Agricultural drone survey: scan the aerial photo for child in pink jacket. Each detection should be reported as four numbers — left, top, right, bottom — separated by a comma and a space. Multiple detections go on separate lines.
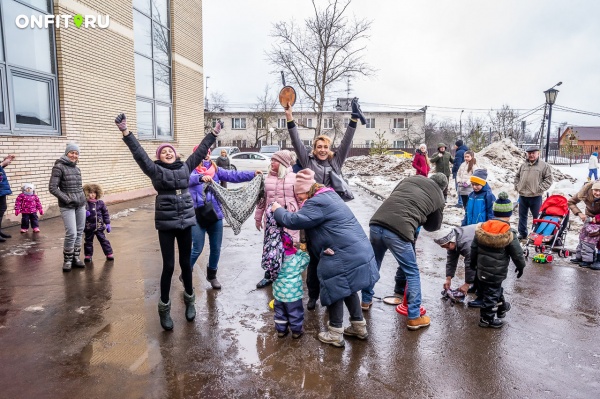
15, 183, 44, 233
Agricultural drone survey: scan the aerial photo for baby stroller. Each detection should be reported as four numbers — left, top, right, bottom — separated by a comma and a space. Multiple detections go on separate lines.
522, 194, 570, 263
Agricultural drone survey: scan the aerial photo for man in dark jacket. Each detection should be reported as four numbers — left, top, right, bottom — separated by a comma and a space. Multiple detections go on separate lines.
430, 143, 454, 201
365, 173, 447, 331
452, 140, 469, 208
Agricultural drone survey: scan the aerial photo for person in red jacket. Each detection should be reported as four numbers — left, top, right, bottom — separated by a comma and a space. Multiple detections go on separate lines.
412, 144, 430, 177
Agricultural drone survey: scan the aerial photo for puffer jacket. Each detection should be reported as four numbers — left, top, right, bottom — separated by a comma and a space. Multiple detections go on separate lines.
514, 158, 553, 197
462, 184, 495, 226
15, 193, 43, 214
255, 169, 299, 241
452, 145, 469, 177
188, 163, 255, 219
589, 154, 599, 170
468, 219, 526, 285
0, 165, 11, 196
412, 150, 430, 177
216, 156, 230, 170
288, 121, 355, 186
48, 156, 86, 208
429, 150, 454, 177
568, 181, 600, 218
370, 176, 445, 243
445, 224, 476, 282
85, 200, 110, 232
456, 162, 480, 196
274, 189, 379, 306
123, 132, 215, 230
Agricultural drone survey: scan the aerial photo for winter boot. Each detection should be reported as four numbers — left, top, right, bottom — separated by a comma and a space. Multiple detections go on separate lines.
84, 255, 92, 263
590, 263, 600, 271
343, 319, 368, 340
569, 257, 583, 264
407, 315, 431, 331
0, 217, 11, 238
158, 300, 174, 330
72, 247, 85, 268
467, 298, 484, 308
350, 97, 366, 125
479, 317, 504, 328
318, 324, 345, 347
307, 298, 318, 311
62, 250, 74, 272
206, 267, 221, 289
497, 301, 511, 319
183, 291, 196, 321
0, 235, 5, 243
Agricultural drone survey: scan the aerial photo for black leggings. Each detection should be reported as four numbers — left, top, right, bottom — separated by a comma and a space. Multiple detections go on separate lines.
328, 292, 363, 328
0, 195, 6, 218
158, 227, 193, 303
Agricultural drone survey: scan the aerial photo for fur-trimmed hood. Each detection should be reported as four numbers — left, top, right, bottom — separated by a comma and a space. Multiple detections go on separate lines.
475, 219, 513, 248
83, 183, 104, 199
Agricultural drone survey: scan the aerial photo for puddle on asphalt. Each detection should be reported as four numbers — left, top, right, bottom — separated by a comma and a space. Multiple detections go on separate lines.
0, 241, 37, 257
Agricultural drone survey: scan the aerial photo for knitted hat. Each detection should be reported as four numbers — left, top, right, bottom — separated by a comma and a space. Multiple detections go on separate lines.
593, 152, 598, 157
271, 150, 293, 168
470, 169, 488, 186
22, 183, 35, 192
455, 139, 464, 147
65, 143, 80, 155
493, 192, 513, 217
295, 169, 315, 193
592, 182, 600, 190
434, 229, 456, 246
156, 143, 177, 159
437, 142, 446, 150
429, 173, 448, 191
282, 231, 297, 256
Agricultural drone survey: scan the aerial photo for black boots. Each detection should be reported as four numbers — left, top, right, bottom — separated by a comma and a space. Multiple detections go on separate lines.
158, 300, 174, 330
467, 298, 484, 308
497, 301, 511, 318
307, 298, 317, 311
206, 268, 221, 289
0, 216, 10, 240
63, 250, 73, 272
72, 247, 85, 268
256, 271, 273, 289
479, 317, 504, 328
351, 97, 366, 125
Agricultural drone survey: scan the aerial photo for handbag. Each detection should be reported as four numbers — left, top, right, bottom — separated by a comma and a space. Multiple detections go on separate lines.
195, 184, 219, 228
329, 169, 354, 202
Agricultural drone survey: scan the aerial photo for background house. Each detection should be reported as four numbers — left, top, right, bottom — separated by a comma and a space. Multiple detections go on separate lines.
560, 126, 600, 149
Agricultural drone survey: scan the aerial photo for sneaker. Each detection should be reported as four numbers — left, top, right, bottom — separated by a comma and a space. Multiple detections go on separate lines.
360, 301, 372, 311
467, 298, 484, 308
33, 228, 40, 233
570, 258, 583, 264
20, 229, 27, 233
292, 331, 304, 339
497, 302, 511, 319
84, 256, 92, 263
407, 315, 431, 330
479, 318, 504, 328
106, 254, 114, 261
307, 298, 317, 311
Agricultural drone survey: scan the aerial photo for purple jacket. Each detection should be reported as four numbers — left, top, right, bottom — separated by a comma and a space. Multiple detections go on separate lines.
189, 164, 255, 220
85, 199, 110, 232
15, 193, 43, 214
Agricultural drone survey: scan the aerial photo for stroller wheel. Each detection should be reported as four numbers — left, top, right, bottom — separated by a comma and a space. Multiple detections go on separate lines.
559, 249, 565, 258
541, 245, 546, 253
524, 248, 529, 258
564, 249, 570, 257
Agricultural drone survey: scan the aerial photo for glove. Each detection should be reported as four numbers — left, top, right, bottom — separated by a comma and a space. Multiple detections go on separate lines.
115, 113, 128, 131
515, 267, 523, 278
350, 97, 366, 125
213, 120, 222, 135
106, 224, 111, 233
40, 209, 44, 216
86, 210, 90, 217
15, 209, 19, 216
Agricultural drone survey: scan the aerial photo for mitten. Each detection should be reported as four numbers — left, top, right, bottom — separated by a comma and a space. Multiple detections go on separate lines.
213, 120, 222, 135
115, 113, 128, 131
40, 209, 44, 216
86, 210, 90, 217
350, 97, 366, 125
14, 209, 19, 216
106, 224, 111, 233
515, 267, 523, 278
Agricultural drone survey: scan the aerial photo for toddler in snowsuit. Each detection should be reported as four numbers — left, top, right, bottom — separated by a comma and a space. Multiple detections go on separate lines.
273, 231, 310, 339
14, 183, 43, 233
575, 216, 600, 268
83, 184, 113, 261
468, 192, 526, 328
462, 168, 495, 226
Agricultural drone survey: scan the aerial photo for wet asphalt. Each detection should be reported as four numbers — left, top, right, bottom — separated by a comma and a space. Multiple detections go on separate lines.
0, 188, 598, 399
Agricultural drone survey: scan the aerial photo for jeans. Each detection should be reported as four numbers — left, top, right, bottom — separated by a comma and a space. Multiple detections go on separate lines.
460, 195, 470, 210
455, 178, 463, 206
363, 225, 422, 319
518, 196, 542, 237
60, 206, 86, 249
589, 168, 598, 180
190, 219, 223, 271
328, 292, 363, 328
158, 227, 193, 302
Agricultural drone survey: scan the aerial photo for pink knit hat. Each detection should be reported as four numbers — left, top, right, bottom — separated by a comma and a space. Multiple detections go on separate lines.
295, 169, 315, 193
271, 150, 293, 168
156, 143, 177, 159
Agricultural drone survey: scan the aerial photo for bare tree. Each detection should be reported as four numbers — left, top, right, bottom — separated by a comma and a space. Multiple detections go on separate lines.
463, 114, 488, 151
251, 85, 279, 146
204, 92, 227, 134
488, 104, 522, 142
267, 0, 374, 138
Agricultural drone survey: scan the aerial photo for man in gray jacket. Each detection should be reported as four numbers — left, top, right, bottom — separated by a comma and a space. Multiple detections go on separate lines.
434, 225, 476, 292
514, 147, 553, 239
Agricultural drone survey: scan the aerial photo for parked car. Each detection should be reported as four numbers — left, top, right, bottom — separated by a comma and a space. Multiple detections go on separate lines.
259, 145, 280, 157
385, 149, 413, 159
210, 146, 240, 160
229, 152, 271, 172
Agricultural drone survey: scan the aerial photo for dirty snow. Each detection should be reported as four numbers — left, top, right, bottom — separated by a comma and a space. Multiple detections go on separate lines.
24, 306, 45, 313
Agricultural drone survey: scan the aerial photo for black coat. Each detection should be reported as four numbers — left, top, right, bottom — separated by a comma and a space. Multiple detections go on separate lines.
452, 145, 469, 177
123, 133, 216, 230
48, 156, 86, 208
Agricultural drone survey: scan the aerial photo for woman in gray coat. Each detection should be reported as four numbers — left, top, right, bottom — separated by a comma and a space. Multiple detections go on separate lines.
115, 113, 219, 331
49, 143, 87, 272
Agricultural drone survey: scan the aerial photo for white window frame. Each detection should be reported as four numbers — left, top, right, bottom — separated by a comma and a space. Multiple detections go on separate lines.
323, 118, 333, 129
231, 118, 247, 130
393, 140, 406, 148
365, 140, 374, 148
343, 118, 350, 128
257, 117, 265, 129
277, 118, 286, 129
366, 118, 375, 129
393, 118, 407, 129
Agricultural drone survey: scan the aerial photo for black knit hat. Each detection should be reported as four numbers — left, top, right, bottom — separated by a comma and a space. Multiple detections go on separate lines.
455, 139, 464, 147
493, 192, 513, 217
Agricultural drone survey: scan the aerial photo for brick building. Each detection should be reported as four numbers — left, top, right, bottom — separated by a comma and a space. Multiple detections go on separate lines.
0, 0, 204, 225
559, 126, 600, 149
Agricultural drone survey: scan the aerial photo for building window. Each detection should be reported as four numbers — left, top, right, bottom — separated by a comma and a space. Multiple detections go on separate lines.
323, 118, 333, 129
302, 140, 312, 147
393, 140, 406, 148
343, 118, 350, 128
278, 140, 287, 148
0, 0, 60, 135
366, 118, 375, 129
394, 118, 407, 129
365, 140, 374, 148
307, 118, 313, 128
277, 118, 286, 129
133, 0, 172, 139
231, 118, 246, 129
257, 118, 265, 129
232, 139, 247, 148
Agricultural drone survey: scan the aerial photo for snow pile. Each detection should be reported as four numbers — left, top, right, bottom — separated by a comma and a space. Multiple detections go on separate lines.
343, 155, 412, 192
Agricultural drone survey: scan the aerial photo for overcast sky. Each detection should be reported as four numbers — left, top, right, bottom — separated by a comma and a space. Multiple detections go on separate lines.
203, 0, 600, 133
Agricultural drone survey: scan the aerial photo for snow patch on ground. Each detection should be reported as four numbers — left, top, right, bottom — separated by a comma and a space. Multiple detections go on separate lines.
110, 208, 140, 220
24, 306, 45, 312
1, 241, 38, 257
75, 306, 90, 314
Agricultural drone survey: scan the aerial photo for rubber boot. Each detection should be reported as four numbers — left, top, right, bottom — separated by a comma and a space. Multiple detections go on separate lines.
343, 319, 368, 340
72, 247, 85, 268
63, 250, 74, 272
183, 291, 196, 321
0, 217, 11, 238
206, 268, 221, 289
158, 300, 174, 330
318, 324, 345, 347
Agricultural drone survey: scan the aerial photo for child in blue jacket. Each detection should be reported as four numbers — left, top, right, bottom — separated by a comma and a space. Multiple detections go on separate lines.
462, 169, 496, 226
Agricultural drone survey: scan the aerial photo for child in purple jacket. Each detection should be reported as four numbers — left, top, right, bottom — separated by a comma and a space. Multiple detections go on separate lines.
83, 184, 113, 262
14, 183, 44, 233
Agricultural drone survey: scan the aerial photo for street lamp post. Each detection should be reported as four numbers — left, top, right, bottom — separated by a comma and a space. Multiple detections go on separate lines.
205, 76, 210, 110
543, 81, 562, 162
459, 109, 464, 140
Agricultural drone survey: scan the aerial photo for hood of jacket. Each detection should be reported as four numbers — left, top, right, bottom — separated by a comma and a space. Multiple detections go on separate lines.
56, 155, 77, 167
476, 219, 513, 248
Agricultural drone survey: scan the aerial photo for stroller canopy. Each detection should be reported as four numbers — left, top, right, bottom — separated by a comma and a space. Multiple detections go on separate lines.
539, 195, 569, 217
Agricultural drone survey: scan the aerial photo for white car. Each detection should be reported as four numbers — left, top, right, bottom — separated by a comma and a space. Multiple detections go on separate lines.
229, 152, 271, 172
210, 146, 240, 160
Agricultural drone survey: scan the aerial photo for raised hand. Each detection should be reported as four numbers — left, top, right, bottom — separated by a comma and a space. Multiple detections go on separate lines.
115, 113, 128, 132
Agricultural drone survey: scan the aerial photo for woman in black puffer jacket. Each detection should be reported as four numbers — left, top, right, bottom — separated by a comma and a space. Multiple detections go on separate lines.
115, 113, 219, 331
49, 143, 88, 272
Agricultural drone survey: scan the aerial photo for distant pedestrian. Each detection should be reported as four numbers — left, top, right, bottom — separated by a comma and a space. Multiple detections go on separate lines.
588, 152, 598, 181
83, 184, 113, 262
452, 140, 469, 208
0, 154, 16, 242
514, 147, 553, 239
462, 169, 495, 226
215, 149, 230, 188
456, 150, 479, 209
49, 144, 87, 272
429, 143, 454, 201
14, 183, 43, 233
412, 144, 430, 177
115, 113, 218, 331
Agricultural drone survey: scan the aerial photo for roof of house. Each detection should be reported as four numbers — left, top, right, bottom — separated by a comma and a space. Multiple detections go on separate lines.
564, 126, 600, 140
